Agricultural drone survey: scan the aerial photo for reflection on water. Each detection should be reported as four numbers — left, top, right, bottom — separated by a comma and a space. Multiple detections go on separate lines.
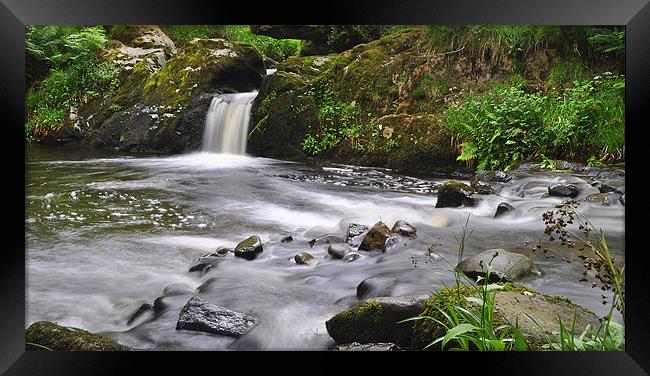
26, 145, 625, 350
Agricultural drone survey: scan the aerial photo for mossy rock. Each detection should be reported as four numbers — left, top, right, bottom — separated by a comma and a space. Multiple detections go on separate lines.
325, 295, 430, 347
436, 180, 477, 208
411, 284, 600, 350
25, 321, 129, 351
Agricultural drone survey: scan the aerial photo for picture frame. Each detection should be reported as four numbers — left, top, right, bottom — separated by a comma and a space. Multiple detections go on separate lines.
2, 0, 648, 373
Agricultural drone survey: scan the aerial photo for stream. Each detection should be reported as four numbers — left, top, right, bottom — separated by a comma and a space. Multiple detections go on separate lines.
25, 144, 625, 350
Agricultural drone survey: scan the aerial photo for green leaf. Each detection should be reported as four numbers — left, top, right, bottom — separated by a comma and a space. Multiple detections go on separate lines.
442, 323, 478, 348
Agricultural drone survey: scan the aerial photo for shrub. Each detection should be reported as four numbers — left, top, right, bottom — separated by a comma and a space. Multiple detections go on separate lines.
221, 26, 300, 62
445, 73, 624, 170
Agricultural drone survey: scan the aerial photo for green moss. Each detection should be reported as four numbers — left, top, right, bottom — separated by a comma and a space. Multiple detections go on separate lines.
26, 321, 129, 351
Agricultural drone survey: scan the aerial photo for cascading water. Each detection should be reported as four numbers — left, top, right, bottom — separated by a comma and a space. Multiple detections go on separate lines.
202, 91, 258, 154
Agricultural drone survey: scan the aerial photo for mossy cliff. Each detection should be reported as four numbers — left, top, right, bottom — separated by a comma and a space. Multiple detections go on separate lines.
249, 26, 622, 175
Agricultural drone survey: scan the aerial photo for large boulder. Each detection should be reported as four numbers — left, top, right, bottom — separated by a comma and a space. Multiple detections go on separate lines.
25, 321, 129, 351
110, 25, 177, 57
435, 181, 477, 208
176, 297, 257, 337
234, 235, 264, 261
325, 295, 430, 347
411, 284, 600, 350
456, 249, 543, 282
359, 222, 396, 252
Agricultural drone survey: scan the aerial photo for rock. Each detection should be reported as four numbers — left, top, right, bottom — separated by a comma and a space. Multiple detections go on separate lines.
411, 284, 600, 350
280, 234, 294, 243
332, 342, 401, 351
110, 25, 177, 57
586, 193, 612, 206
435, 181, 477, 208
127, 303, 153, 325
325, 295, 430, 346
391, 220, 417, 237
473, 170, 513, 183
470, 179, 493, 194
153, 296, 169, 314
309, 234, 345, 247
328, 243, 355, 259
196, 277, 218, 294
359, 222, 394, 252
592, 181, 623, 194
457, 249, 542, 282
494, 202, 515, 217
357, 276, 395, 299
346, 223, 369, 247
234, 235, 264, 261
343, 252, 363, 262
548, 184, 581, 198
619, 194, 625, 206
213, 247, 233, 257
294, 251, 316, 265
176, 297, 257, 337
25, 321, 130, 351
163, 283, 194, 297
189, 249, 230, 273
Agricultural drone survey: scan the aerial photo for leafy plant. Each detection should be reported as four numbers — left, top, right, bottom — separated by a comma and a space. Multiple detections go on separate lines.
221, 26, 300, 62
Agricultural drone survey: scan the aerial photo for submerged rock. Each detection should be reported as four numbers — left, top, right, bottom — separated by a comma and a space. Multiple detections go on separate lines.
586, 193, 612, 206
391, 220, 417, 237
25, 321, 130, 351
494, 202, 515, 217
325, 295, 430, 347
310, 234, 346, 247
435, 181, 477, 208
234, 235, 264, 261
127, 303, 153, 325
294, 251, 316, 265
592, 181, 624, 194
280, 234, 294, 243
548, 184, 581, 198
332, 342, 401, 351
357, 276, 395, 299
359, 222, 393, 252
163, 283, 194, 297
457, 249, 542, 282
328, 243, 355, 259
346, 223, 369, 247
412, 284, 600, 350
176, 297, 257, 337
343, 252, 363, 262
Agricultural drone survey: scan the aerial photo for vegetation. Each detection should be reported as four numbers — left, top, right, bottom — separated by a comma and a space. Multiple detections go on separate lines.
25, 26, 119, 140
445, 73, 624, 170
404, 211, 624, 351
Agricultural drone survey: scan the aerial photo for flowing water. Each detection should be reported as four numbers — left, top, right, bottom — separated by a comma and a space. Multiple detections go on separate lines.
202, 91, 258, 154
25, 144, 624, 350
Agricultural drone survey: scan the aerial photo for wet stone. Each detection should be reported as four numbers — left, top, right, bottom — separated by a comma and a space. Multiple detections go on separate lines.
494, 202, 514, 217
309, 234, 345, 247
548, 184, 581, 198
391, 220, 417, 237
346, 224, 369, 247
328, 243, 355, 259
234, 235, 264, 260
343, 251, 362, 262
176, 297, 257, 337
294, 251, 316, 265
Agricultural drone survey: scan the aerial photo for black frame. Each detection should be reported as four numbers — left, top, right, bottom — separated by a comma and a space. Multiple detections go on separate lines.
2, 0, 649, 374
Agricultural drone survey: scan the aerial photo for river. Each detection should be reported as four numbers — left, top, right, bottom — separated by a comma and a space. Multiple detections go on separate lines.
25, 144, 625, 350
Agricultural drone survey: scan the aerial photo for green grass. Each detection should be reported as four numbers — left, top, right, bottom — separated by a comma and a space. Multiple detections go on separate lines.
220, 25, 300, 62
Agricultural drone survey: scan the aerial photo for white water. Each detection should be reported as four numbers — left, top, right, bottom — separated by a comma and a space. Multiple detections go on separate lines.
202, 91, 258, 154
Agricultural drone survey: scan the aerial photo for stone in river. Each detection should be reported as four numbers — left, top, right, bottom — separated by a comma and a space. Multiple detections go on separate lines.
328, 243, 355, 259
359, 222, 392, 252
234, 235, 264, 260
456, 249, 542, 282
548, 184, 581, 198
346, 223, 369, 247
294, 251, 316, 265
309, 234, 346, 247
494, 202, 514, 217
391, 220, 417, 237
176, 297, 257, 337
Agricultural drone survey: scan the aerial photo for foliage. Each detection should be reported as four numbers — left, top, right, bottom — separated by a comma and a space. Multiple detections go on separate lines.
221, 26, 300, 62
301, 86, 362, 155
587, 27, 625, 56
25, 26, 118, 140
445, 73, 624, 170
159, 25, 224, 47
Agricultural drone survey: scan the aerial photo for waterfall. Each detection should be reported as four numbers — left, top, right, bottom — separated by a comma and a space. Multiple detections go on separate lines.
202, 91, 258, 154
